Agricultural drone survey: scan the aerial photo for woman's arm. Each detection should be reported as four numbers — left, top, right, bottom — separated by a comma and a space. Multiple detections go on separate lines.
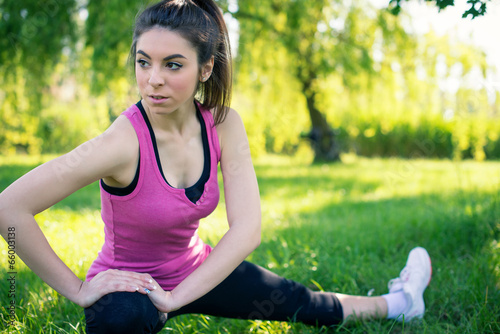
0, 116, 154, 308
147, 108, 262, 312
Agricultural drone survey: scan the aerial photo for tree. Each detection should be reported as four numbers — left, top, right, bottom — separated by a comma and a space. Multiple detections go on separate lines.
226, 0, 492, 162
0, 0, 147, 154
230, 0, 402, 162
0, 0, 77, 153
388, 0, 490, 19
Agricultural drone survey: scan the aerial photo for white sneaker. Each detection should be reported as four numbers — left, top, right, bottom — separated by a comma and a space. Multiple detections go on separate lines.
387, 247, 432, 322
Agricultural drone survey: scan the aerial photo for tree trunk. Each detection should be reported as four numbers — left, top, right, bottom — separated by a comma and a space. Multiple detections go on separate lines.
302, 81, 340, 163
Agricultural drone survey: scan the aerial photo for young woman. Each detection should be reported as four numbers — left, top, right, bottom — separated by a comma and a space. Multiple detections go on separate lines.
0, 1, 431, 333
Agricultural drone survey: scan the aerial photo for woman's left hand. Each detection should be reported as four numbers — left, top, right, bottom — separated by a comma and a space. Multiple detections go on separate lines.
145, 277, 178, 313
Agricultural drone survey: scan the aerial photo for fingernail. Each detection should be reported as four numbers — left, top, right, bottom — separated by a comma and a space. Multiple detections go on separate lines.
148, 279, 153, 283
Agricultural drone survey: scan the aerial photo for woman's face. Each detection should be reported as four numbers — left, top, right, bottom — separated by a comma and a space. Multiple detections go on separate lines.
135, 28, 203, 115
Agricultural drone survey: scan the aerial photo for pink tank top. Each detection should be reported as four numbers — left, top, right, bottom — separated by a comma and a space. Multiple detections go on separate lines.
86, 101, 221, 290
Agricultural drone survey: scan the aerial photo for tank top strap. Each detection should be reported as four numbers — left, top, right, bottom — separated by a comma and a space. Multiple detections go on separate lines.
121, 103, 156, 182
196, 101, 222, 163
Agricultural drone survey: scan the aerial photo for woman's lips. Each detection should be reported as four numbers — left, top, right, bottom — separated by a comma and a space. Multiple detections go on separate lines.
149, 95, 168, 103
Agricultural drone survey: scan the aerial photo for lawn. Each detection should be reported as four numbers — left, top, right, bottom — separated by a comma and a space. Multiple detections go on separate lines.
1, 154, 499, 333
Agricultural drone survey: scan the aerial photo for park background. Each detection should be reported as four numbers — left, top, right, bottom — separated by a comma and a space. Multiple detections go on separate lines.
1, 0, 499, 333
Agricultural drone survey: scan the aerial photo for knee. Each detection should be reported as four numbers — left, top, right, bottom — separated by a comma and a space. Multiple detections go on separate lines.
85, 292, 158, 334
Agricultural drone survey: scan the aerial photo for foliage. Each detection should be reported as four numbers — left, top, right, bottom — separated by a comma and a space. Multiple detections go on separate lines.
0, 0, 498, 160
233, 0, 387, 161
85, 0, 153, 95
1, 155, 499, 333
0, 0, 77, 154
0, 0, 77, 86
332, 110, 500, 160
229, 0, 497, 162
0, 0, 142, 155
233, 6, 499, 161
388, 0, 490, 19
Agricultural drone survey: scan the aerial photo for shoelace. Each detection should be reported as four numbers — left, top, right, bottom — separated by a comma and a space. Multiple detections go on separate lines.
388, 267, 410, 290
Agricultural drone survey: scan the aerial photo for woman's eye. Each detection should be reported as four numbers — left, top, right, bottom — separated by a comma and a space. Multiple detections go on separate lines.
136, 59, 149, 67
166, 62, 182, 70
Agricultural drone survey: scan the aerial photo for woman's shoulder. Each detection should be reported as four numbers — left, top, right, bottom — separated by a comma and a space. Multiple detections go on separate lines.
102, 113, 139, 157
104, 111, 137, 139
215, 107, 248, 153
215, 107, 242, 131
89, 112, 140, 186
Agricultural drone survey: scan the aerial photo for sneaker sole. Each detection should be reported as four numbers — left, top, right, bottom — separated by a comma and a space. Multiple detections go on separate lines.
413, 247, 432, 287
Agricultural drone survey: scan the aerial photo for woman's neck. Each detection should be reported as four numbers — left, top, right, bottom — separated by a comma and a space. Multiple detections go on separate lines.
142, 99, 198, 137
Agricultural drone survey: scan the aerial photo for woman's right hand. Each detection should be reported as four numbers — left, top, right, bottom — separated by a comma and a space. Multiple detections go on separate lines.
75, 269, 156, 308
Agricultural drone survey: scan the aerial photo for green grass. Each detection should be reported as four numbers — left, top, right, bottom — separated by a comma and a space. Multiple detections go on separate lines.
1, 154, 499, 333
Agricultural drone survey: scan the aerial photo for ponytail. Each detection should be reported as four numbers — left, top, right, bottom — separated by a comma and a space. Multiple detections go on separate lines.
192, 0, 232, 125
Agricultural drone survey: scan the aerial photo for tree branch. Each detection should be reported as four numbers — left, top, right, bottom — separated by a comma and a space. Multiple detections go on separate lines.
388, 0, 489, 19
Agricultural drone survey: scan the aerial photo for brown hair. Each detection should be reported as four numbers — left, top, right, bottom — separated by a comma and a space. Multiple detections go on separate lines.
130, 0, 232, 124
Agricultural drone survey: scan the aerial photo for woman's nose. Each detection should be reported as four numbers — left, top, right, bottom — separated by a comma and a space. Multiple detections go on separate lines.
148, 68, 165, 87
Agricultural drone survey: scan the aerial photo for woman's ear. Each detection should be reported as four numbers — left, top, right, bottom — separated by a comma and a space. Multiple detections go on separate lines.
200, 56, 215, 82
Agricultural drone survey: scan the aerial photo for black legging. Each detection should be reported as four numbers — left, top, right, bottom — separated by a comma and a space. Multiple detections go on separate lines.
84, 261, 343, 333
